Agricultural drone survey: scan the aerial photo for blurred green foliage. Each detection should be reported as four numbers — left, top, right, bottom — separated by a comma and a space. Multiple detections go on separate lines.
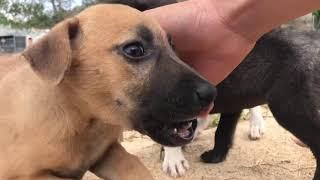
0, 0, 81, 28
313, 10, 320, 30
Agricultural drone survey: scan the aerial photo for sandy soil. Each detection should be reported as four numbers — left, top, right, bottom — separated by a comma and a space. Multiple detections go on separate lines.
83, 107, 316, 180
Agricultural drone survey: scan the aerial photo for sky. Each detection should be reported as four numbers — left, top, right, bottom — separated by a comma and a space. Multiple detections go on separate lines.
42, 0, 82, 11
73, 0, 82, 7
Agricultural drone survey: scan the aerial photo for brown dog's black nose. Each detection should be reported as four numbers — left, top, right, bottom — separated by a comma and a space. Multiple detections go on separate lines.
196, 83, 216, 108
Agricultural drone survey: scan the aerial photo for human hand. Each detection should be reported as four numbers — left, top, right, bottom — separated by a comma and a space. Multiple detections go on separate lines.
145, 0, 256, 85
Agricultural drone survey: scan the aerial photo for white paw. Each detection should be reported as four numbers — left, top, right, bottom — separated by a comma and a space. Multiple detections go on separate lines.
249, 106, 266, 140
162, 146, 189, 177
250, 120, 265, 140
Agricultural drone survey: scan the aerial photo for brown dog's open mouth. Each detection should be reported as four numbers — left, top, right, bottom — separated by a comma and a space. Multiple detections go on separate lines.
148, 118, 198, 146
137, 117, 199, 147
138, 103, 214, 146
169, 119, 197, 140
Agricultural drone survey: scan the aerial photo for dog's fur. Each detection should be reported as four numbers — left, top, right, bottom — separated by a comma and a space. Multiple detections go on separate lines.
0, 4, 216, 179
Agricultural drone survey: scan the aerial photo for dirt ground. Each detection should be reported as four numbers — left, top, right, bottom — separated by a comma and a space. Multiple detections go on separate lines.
83, 106, 316, 180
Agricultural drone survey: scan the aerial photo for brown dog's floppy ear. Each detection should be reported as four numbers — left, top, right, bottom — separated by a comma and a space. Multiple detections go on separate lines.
23, 18, 79, 85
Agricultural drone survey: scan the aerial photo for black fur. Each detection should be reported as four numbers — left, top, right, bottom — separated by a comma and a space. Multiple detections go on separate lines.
201, 111, 241, 163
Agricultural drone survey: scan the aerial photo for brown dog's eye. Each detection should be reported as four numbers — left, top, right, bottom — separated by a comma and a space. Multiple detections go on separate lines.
122, 42, 146, 59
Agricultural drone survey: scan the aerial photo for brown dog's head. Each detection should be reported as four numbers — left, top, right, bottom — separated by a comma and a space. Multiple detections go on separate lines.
22, 5, 216, 146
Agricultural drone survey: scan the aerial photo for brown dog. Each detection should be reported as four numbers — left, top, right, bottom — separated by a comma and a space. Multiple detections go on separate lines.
0, 4, 216, 180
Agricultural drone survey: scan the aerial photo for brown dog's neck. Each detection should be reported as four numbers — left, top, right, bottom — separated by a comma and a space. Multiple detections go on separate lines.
0, 63, 94, 137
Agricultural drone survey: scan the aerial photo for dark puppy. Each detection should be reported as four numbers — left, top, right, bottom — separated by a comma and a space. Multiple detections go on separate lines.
202, 28, 320, 180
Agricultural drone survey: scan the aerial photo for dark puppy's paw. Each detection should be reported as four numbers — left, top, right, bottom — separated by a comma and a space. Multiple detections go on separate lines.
200, 149, 227, 163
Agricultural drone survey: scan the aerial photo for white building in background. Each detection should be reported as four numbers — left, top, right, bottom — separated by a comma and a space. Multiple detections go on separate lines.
0, 25, 49, 53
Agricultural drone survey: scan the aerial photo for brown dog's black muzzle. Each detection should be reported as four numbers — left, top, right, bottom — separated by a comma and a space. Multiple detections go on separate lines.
133, 52, 217, 146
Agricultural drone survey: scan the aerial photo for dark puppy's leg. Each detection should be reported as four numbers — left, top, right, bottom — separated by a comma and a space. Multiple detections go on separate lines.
267, 76, 320, 180
201, 111, 241, 163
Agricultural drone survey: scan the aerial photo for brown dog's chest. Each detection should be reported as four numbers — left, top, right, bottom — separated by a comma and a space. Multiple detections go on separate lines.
0, 118, 122, 179
47, 123, 122, 178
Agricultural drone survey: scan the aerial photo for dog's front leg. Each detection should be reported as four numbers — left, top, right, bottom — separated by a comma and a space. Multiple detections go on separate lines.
249, 106, 266, 140
90, 142, 154, 180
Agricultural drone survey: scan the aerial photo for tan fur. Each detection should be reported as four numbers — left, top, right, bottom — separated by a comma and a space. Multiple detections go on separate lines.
0, 4, 167, 179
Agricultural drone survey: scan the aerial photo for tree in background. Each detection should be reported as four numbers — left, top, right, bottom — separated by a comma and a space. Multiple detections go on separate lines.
1, 0, 320, 30
48, 0, 79, 24
0, 0, 79, 29
82, 0, 132, 8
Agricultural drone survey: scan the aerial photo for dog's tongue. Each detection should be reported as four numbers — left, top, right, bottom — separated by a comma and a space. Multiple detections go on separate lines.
198, 103, 214, 119
177, 128, 191, 138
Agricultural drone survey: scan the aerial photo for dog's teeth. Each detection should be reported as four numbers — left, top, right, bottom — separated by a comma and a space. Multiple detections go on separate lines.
186, 122, 192, 129
174, 128, 177, 133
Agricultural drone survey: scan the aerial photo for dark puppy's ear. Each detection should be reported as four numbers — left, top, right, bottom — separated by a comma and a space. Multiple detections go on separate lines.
23, 18, 79, 86
107, 0, 177, 11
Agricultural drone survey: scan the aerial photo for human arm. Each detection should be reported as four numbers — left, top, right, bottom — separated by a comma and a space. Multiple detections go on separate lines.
145, 0, 320, 84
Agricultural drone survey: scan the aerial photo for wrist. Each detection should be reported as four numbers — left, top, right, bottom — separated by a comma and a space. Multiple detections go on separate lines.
197, 0, 264, 42
206, 0, 320, 42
